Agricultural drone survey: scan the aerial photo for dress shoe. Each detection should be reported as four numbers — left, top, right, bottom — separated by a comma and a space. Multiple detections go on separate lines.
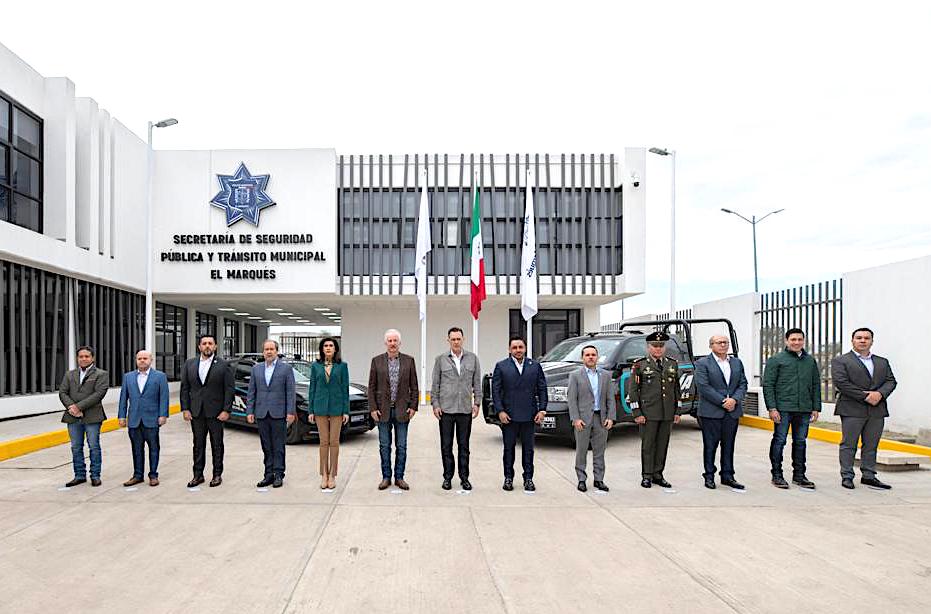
704, 477, 716, 490
653, 478, 672, 489
272, 476, 283, 488
149, 477, 160, 487
861, 477, 892, 490
503, 478, 514, 491
792, 476, 816, 489
771, 475, 789, 489
257, 476, 275, 488
91, 478, 101, 487
378, 478, 391, 490
442, 479, 452, 490
841, 478, 855, 489
721, 478, 745, 490
593, 481, 609, 492
577, 481, 588, 492
640, 478, 652, 488
209, 476, 222, 487
123, 477, 144, 487
523, 479, 536, 492
460, 480, 472, 491
395, 479, 410, 490
187, 476, 205, 488
65, 478, 86, 488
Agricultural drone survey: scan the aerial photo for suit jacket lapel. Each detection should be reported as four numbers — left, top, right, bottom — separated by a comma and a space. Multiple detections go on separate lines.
203, 358, 217, 386
850, 351, 874, 384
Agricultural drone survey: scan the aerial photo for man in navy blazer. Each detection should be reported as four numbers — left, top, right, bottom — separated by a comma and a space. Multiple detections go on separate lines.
118, 350, 170, 487
246, 339, 296, 488
491, 335, 548, 492
694, 335, 748, 490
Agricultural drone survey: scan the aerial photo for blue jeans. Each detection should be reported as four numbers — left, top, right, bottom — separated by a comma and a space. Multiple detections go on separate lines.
128, 426, 161, 479
769, 412, 810, 478
68, 422, 102, 480
377, 417, 409, 480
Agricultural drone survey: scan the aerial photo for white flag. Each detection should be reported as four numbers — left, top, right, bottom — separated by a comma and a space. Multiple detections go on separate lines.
520, 169, 538, 321
414, 169, 432, 321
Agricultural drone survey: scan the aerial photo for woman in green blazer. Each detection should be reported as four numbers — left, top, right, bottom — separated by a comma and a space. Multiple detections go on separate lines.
308, 337, 350, 489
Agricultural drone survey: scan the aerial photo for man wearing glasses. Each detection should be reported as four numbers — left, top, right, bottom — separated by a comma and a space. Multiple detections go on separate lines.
694, 335, 749, 490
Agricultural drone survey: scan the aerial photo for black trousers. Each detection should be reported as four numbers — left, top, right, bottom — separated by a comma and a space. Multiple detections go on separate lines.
257, 416, 287, 479
502, 421, 535, 480
191, 414, 225, 478
439, 412, 473, 480
700, 416, 739, 479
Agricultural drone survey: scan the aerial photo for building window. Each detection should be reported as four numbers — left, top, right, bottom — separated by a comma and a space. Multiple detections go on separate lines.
244, 323, 258, 354
508, 309, 581, 360
195, 312, 217, 341
155, 302, 187, 381
0, 90, 43, 233
0, 260, 68, 396
74, 279, 145, 388
223, 318, 240, 357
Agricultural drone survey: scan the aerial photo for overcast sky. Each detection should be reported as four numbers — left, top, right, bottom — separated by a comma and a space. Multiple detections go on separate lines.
3, 1, 929, 324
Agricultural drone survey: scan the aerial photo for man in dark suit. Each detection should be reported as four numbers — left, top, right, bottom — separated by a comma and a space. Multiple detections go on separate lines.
694, 335, 749, 490
58, 345, 109, 487
491, 335, 548, 492
367, 328, 419, 491
118, 350, 170, 487
832, 327, 897, 490
180, 335, 235, 488
246, 339, 296, 488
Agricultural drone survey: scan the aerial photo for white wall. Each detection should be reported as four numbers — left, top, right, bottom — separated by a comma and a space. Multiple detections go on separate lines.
691, 292, 761, 383
151, 149, 337, 295
843, 255, 931, 434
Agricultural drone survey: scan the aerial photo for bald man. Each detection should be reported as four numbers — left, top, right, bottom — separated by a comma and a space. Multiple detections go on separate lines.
118, 350, 170, 487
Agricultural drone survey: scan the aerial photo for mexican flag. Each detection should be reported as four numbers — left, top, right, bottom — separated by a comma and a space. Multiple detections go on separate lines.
469, 181, 486, 319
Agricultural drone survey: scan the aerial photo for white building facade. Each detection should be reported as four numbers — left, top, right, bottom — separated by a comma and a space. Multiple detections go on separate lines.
0, 42, 646, 417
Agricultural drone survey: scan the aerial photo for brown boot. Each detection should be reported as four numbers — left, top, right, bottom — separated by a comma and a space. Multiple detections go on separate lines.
378, 478, 391, 490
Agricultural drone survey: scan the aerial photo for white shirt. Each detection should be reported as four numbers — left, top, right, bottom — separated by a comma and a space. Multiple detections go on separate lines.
512, 357, 525, 375
79, 365, 92, 385
449, 350, 463, 375
137, 369, 150, 394
199, 356, 213, 384
715, 355, 731, 386
856, 352, 874, 377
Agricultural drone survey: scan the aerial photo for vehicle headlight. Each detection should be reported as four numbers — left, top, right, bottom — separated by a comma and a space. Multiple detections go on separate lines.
547, 386, 567, 402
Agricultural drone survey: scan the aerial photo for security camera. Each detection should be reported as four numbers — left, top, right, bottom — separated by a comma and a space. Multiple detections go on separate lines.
630, 171, 640, 187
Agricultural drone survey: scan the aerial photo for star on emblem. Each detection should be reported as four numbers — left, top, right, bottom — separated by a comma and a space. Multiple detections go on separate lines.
210, 162, 276, 226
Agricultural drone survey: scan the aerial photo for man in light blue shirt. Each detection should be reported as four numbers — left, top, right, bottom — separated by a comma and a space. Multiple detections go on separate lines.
567, 345, 617, 492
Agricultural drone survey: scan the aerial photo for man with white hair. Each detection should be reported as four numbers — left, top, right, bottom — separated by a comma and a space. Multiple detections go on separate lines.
118, 350, 170, 487
368, 329, 419, 490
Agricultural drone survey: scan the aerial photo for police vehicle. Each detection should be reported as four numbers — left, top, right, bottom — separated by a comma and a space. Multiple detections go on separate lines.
482, 319, 739, 441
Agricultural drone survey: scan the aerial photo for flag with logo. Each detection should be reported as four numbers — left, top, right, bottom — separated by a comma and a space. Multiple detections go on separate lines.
415, 170, 431, 321
520, 170, 538, 321
470, 179, 486, 319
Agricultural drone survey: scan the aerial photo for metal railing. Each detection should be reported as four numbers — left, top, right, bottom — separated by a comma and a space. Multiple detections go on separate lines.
758, 279, 843, 402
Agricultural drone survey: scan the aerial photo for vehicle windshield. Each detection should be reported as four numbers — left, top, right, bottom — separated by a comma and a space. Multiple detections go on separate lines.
541, 338, 623, 365
288, 360, 311, 386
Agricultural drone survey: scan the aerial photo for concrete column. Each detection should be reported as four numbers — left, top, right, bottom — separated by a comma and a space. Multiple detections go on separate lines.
41, 77, 77, 243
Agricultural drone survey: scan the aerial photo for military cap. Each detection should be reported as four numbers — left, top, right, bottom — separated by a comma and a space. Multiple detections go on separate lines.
645, 331, 669, 343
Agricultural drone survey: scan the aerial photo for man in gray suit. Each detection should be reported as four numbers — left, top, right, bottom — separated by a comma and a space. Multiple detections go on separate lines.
431, 326, 482, 491
58, 345, 109, 487
832, 327, 897, 490
567, 344, 617, 492
246, 339, 296, 488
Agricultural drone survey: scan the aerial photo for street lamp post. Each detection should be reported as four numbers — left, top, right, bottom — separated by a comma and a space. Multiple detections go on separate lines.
720, 207, 784, 292
145, 118, 179, 354
649, 147, 676, 316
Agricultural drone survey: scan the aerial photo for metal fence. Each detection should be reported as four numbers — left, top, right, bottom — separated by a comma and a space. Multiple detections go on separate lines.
278, 335, 341, 362
758, 279, 843, 402
600, 309, 693, 332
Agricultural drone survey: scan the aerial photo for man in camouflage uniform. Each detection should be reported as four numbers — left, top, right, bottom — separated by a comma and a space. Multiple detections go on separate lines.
627, 331, 683, 488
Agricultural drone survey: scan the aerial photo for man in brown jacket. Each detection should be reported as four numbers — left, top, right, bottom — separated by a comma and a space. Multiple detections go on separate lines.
58, 346, 110, 487
368, 328, 419, 490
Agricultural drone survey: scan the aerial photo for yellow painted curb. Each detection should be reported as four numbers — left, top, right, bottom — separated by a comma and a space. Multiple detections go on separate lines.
0, 404, 182, 462
739, 414, 931, 459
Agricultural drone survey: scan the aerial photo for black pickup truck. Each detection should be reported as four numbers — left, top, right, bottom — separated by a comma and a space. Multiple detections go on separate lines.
482, 319, 739, 441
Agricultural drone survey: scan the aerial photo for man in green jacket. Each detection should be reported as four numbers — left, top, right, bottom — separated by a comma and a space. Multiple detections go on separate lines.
763, 328, 822, 489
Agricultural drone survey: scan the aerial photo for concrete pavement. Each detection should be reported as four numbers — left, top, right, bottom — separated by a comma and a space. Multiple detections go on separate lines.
2, 412, 931, 613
